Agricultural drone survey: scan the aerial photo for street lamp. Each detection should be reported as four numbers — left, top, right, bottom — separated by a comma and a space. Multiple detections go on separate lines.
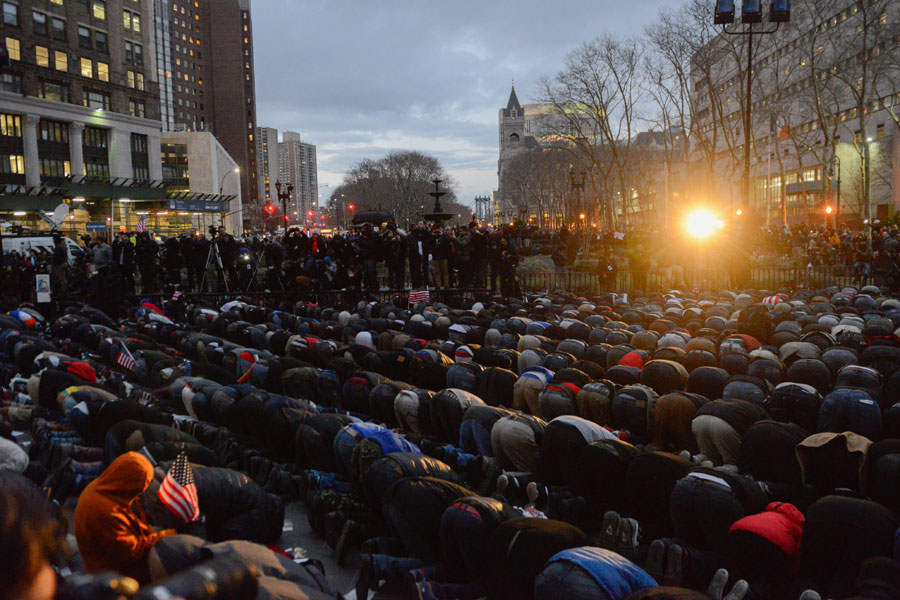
715, 0, 789, 214
274, 180, 294, 230
218, 167, 240, 231
569, 168, 586, 229
827, 154, 841, 230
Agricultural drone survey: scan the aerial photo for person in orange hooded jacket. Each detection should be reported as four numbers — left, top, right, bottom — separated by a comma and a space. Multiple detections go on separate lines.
74, 451, 175, 583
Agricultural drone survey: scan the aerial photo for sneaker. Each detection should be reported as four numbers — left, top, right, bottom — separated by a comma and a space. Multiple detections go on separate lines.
663, 543, 685, 587
646, 539, 666, 583
526, 482, 549, 508
599, 510, 620, 550
615, 517, 640, 563
406, 581, 438, 600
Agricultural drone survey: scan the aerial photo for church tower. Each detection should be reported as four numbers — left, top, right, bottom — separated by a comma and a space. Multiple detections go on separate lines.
497, 85, 527, 218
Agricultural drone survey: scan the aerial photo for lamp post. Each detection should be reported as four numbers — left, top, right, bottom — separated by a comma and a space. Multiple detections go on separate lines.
715, 0, 789, 213
828, 154, 841, 232
274, 180, 294, 230
219, 167, 240, 232
569, 168, 586, 229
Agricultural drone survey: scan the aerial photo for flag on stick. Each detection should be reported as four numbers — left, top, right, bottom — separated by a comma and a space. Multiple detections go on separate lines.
158, 452, 200, 523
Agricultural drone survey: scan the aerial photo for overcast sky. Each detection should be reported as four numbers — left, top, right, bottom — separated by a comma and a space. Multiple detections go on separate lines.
252, 0, 670, 207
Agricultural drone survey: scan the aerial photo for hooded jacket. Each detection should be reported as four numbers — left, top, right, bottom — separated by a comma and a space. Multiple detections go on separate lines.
729, 502, 805, 575
74, 452, 174, 582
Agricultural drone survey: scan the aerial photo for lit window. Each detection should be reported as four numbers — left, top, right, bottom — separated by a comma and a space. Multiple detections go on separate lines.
93, 0, 106, 20
4, 37, 19, 61
132, 13, 140, 32
35, 45, 50, 68
81, 57, 93, 78
123, 9, 130, 28
54, 50, 67, 72
97, 61, 108, 81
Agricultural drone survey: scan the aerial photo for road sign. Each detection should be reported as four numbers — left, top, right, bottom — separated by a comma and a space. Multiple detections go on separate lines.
86, 221, 107, 232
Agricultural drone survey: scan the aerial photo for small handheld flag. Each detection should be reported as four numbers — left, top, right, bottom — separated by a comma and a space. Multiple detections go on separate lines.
158, 452, 200, 523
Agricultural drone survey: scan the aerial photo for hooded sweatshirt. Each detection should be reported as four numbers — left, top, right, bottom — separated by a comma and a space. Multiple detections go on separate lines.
74, 452, 175, 582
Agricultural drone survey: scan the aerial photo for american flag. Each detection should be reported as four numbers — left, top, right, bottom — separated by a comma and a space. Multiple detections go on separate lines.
158, 452, 200, 523
116, 342, 137, 372
136, 217, 147, 233
409, 290, 430, 304
172, 290, 183, 302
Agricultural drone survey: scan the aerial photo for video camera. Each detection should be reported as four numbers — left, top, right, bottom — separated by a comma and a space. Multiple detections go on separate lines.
209, 225, 219, 237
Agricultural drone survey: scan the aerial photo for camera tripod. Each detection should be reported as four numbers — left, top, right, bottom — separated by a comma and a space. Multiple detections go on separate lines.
200, 238, 228, 293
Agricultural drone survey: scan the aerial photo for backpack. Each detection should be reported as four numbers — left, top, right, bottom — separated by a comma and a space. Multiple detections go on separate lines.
738, 305, 773, 344
723, 374, 772, 405
834, 364, 883, 407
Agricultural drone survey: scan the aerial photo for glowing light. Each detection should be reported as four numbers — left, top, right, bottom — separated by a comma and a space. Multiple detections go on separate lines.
72, 197, 86, 202
13, 211, 26, 216
579, 213, 585, 220
826, 206, 833, 214
736, 209, 743, 216
685, 209, 720, 239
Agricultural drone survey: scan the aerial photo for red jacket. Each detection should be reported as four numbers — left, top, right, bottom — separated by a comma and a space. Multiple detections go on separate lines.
729, 501, 805, 573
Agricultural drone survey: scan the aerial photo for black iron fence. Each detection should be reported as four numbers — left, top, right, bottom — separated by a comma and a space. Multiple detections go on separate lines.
519, 265, 866, 295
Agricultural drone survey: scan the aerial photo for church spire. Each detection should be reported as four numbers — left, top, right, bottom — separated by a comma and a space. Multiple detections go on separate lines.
505, 83, 522, 117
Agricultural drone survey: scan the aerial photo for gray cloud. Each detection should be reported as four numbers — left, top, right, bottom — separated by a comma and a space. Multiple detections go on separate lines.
252, 0, 670, 205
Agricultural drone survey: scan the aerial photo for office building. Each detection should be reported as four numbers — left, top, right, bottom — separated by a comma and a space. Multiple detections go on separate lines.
278, 131, 318, 225
152, 0, 258, 228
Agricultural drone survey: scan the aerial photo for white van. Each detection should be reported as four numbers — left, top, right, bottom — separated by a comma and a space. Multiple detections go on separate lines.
1, 235, 85, 265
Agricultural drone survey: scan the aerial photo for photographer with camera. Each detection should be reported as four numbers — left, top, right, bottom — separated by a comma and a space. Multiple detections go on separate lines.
214, 226, 239, 290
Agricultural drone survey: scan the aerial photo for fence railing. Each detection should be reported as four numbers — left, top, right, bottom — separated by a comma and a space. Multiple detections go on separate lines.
519, 265, 867, 295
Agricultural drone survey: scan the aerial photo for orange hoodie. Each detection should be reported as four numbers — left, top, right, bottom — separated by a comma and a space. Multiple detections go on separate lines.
74, 452, 174, 583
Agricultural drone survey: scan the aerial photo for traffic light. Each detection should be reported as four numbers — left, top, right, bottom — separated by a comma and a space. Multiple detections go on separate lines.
308, 211, 314, 218
263, 203, 275, 214
348, 204, 355, 211
714, 0, 735, 24
284, 215, 289, 221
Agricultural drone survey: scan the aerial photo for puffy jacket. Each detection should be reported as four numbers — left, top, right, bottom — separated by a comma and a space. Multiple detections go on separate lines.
729, 502, 805, 574
540, 546, 657, 598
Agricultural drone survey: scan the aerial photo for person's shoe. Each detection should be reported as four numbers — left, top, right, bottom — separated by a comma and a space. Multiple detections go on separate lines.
324, 511, 346, 549
334, 519, 363, 566
646, 539, 666, 583
526, 481, 549, 508
599, 510, 620, 550
663, 544, 685, 587
355, 553, 378, 600
615, 517, 640, 563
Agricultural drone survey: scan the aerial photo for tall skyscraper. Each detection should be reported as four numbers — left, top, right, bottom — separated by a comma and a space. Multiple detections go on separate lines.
152, 0, 258, 227
1, 0, 163, 188
256, 126, 278, 205
278, 131, 318, 224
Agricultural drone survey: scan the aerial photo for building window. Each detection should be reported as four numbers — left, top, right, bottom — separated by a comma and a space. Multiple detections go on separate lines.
131, 132, 147, 153
123, 9, 130, 28
78, 26, 91, 48
51, 17, 65, 40
97, 61, 108, 82
80, 57, 92, 77
2, 2, 17, 26
40, 158, 71, 178
35, 45, 50, 67
33, 10, 47, 35
0, 113, 22, 137
39, 120, 68, 143
127, 70, 144, 90
51, 0, 63, 4
84, 162, 109, 177
877, 123, 885, 139
83, 126, 108, 147
92, 0, 105, 20
54, 51, 67, 72
1, 155, 25, 175
37, 81, 68, 102
128, 100, 145, 118
4, 37, 19, 60
82, 89, 109, 110
133, 43, 143, 64
94, 30, 107, 53
0, 73, 22, 93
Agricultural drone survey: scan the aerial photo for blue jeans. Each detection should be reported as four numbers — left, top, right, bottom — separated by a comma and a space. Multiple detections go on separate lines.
332, 428, 358, 477
459, 419, 493, 457
534, 561, 612, 600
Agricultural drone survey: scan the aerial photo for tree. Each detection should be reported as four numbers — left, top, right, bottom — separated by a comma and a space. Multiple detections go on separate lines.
537, 35, 645, 226
336, 151, 459, 226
